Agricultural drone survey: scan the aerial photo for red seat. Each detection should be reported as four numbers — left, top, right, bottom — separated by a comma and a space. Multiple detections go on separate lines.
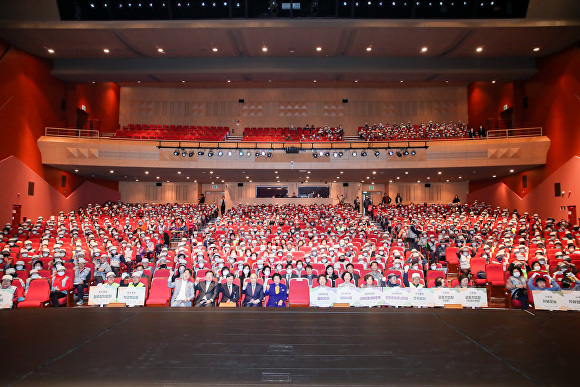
470, 258, 487, 286
485, 264, 505, 286
146, 278, 172, 307
17, 279, 51, 308
288, 278, 309, 307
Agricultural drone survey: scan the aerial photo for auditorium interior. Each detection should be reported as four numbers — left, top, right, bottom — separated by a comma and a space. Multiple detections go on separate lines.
0, 0, 579, 385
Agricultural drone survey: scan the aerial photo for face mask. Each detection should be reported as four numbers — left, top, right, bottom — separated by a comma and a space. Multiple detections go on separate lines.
305, 258, 311, 263
199, 263, 204, 269
57, 271, 65, 276
34, 265, 42, 270
257, 264, 263, 270
533, 266, 540, 271
321, 258, 327, 264
263, 270, 270, 276
31, 274, 40, 279
243, 268, 250, 275
237, 265, 243, 270
276, 265, 282, 271
223, 270, 229, 276
21, 253, 28, 257
297, 264, 303, 269
16, 265, 23, 270
42, 252, 49, 257
431, 265, 437, 270
513, 272, 521, 278
179, 267, 185, 273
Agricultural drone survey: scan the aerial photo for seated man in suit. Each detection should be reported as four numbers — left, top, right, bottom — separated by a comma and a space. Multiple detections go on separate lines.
194, 270, 218, 307
219, 273, 239, 306
301, 264, 317, 287
242, 273, 264, 307
167, 268, 195, 307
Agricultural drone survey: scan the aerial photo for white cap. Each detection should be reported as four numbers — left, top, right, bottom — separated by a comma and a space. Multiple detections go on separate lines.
2, 275, 12, 281
106, 272, 115, 278
78, 258, 86, 264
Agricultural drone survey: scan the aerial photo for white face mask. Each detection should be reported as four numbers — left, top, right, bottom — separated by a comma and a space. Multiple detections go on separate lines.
243, 268, 250, 275
57, 271, 65, 276
513, 272, 521, 278
263, 271, 270, 276
223, 270, 229, 276
31, 274, 40, 279
297, 264, 303, 269
16, 265, 24, 270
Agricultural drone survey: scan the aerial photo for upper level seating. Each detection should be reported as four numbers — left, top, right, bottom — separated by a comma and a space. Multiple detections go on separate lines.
242, 126, 344, 142
114, 124, 229, 141
358, 122, 470, 141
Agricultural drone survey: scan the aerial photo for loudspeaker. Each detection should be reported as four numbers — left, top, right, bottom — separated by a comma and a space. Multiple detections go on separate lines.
424, 183, 431, 188
238, 183, 244, 187
285, 147, 299, 154
238, 99, 244, 103
28, 182, 34, 196
156, 182, 162, 187
523, 96, 528, 109
522, 175, 527, 189
61, 175, 67, 188
342, 98, 349, 103
61, 99, 66, 111
343, 183, 349, 187
555, 182, 561, 197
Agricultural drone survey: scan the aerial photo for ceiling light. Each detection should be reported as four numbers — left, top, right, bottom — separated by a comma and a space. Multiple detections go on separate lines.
198, 151, 204, 156
255, 152, 260, 157
492, 175, 497, 178
354, 80, 358, 83
177, 171, 181, 174
361, 151, 367, 157
405, 171, 408, 174
333, 152, 338, 158
208, 150, 214, 157
110, 170, 114, 174
316, 46, 322, 52
446, 179, 449, 182
324, 151, 330, 157
533, 47, 540, 52
476, 47, 483, 52
47, 49, 55, 54
103, 48, 110, 53
421, 47, 428, 52
182, 150, 187, 157
366, 46, 372, 52
186, 177, 190, 179
145, 171, 149, 174
438, 171, 442, 175
227, 80, 231, 83
209, 171, 213, 174
492, 80, 496, 84
246, 151, 251, 157
227, 151, 232, 157
313, 80, 317, 83
388, 150, 394, 156
182, 80, 186, 83
396, 150, 402, 157
212, 47, 218, 52
509, 169, 514, 173
262, 46, 268, 52
411, 150, 416, 155
74, 169, 78, 172
238, 150, 244, 157
158, 48, 164, 53
427, 177, 430, 179
188, 151, 194, 157
458, 176, 462, 179
400, 80, 404, 83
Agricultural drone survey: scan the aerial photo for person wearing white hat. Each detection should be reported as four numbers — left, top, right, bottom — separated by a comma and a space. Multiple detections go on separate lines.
99, 272, 119, 289
1, 274, 17, 308
408, 273, 424, 289
73, 258, 91, 306
50, 266, 72, 307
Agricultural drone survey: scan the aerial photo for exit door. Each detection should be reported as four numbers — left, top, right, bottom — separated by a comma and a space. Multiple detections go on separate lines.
568, 205, 577, 226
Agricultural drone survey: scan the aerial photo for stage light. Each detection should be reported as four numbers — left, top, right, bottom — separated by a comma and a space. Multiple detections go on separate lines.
396, 150, 402, 157
324, 151, 330, 157
403, 149, 409, 156
352, 151, 357, 157
313, 152, 318, 159
260, 150, 266, 156
208, 150, 214, 157
246, 151, 251, 157
267, 150, 272, 157
198, 151, 204, 156
227, 151, 232, 157
188, 151, 194, 157
173, 149, 179, 156
361, 151, 367, 157
374, 150, 380, 157
255, 152, 260, 157
338, 152, 343, 157
181, 149, 187, 157
388, 150, 394, 156
239, 150, 244, 157
333, 152, 338, 158
411, 150, 416, 155
319, 150, 324, 156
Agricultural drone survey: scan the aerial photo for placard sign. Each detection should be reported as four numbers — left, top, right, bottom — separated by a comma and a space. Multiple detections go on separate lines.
357, 287, 384, 307
433, 288, 461, 307
382, 287, 411, 307
309, 287, 336, 307
0, 288, 14, 309
88, 286, 117, 306
117, 287, 146, 306
562, 291, 580, 311
459, 288, 488, 308
336, 287, 358, 306
532, 291, 566, 311
410, 288, 435, 308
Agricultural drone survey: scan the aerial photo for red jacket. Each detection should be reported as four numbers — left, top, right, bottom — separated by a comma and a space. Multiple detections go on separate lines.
51, 275, 73, 292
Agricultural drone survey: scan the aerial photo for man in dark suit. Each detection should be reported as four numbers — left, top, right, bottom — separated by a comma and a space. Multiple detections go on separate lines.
301, 264, 317, 287
220, 196, 226, 216
194, 270, 218, 307
284, 264, 300, 288
242, 273, 264, 307
219, 273, 239, 306
345, 263, 361, 284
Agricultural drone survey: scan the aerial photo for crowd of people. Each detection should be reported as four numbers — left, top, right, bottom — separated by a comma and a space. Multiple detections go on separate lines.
242, 125, 344, 142
358, 121, 485, 141
1, 201, 579, 309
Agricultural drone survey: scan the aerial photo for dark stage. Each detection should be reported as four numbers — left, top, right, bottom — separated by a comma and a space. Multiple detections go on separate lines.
1, 308, 577, 386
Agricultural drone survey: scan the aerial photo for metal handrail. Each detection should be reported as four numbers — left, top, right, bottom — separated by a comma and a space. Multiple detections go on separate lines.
486, 127, 543, 139
45, 127, 100, 138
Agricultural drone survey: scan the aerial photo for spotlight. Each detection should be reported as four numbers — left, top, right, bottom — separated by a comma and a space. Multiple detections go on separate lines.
388, 150, 394, 156
227, 151, 233, 157
188, 151, 194, 157
319, 151, 324, 156
324, 151, 330, 157
246, 151, 251, 157
411, 150, 416, 156
361, 151, 367, 157
403, 149, 409, 156
267, 150, 272, 158
181, 149, 187, 157
217, 150, 223, 157
239, 150, 244, 157
374, 150, 380, 157
260, 150, 266, 156
333, 152, 338, 158
396, 150, 402, 157
313, 152, 318, 159
255, 152, 260, 157
198, 151, 204, 156
352, 151, 357, 157
208, 150, 214, 157
338, 152, 343, 158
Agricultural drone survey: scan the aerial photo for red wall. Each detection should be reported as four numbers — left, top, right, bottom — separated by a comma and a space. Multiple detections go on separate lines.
66, 82, 120, 134
0, 39, 120, 222
468, 44, 580, 210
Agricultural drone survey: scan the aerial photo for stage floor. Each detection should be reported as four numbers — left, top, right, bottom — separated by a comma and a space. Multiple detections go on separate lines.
1, 307, 577, 386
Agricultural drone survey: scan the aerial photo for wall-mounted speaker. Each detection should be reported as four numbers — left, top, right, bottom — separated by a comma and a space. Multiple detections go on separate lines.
238, 99, 245, 103
156, 182, 163, 187
343, 183, 349, 187
522, 175, 527, 189
61, 175, 67, 188
61, 99, 66, 111
342, 98, 349, 103
523, 96, 528, 109
554, 182, 561, 197
238, 183, 244, 187
424, 183, 431, 188
28, 182, 35, 196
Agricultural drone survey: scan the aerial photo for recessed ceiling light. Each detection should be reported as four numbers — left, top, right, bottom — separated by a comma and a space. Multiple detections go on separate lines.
212, 47, 218, 52
74, 169, 79, 172
405, 171, 408, 174
492, 175, 497, 178
313, 79, 317, 83
47, 49, 55, 54
157, 47, 164, 53
446, 179, 449, 182
421, 47, 428, 52
156, 176, 160, 179
354, 79, 358, 83
109, 170, 114, 173
145, 171, 149, 174
509, 169, 514, 173
476, 47, 483, 52
366, 46, 372, 52
389, 180, 393, 183
397, 177, 400, 179
246, 176, 249, 179
492, 80, 496, 84
209, 171, 213, 174
227, 80, 231, 83
177, 171, 181, 174
136, 179, 139, 182
137, 80, 141, 83
458, 176, 462, 179
437, 171, 442, 175
262, 46, 268, 52
400, 80, 404, 83
427, 177, 430, 179
249, 180, 252, 182
533, 47, 540, 52
103, 48, 110, 53
194, 180, 197, 182
372, 171, 376, 174
186, 176, 190, 179
92, 81, 95, 84
340, 171, 343, 174
316, 46, 322, 51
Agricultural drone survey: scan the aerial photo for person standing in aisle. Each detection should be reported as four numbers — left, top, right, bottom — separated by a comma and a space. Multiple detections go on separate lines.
220, 196, 226, 216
